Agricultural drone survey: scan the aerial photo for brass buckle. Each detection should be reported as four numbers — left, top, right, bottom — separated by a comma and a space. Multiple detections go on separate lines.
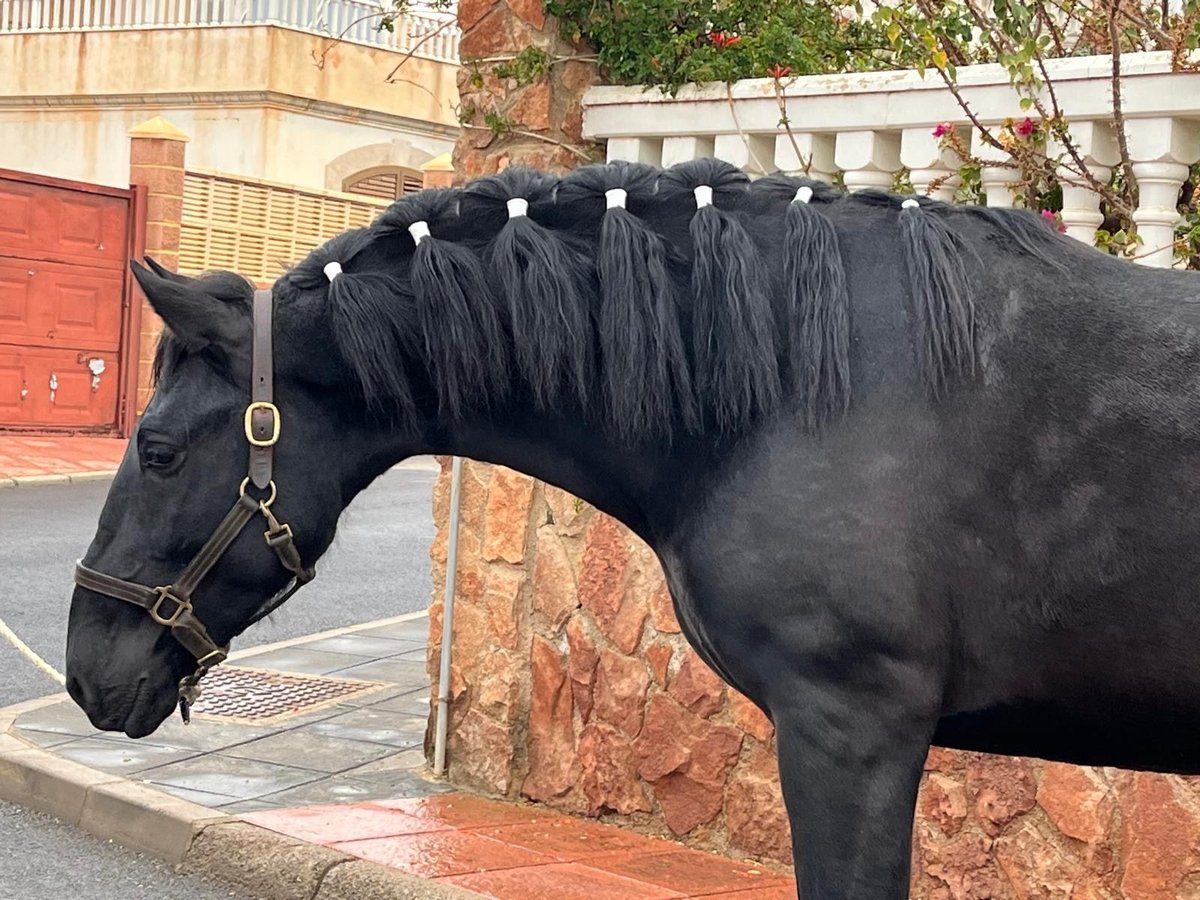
244, 401, 281, 447
149, 586, 192, 626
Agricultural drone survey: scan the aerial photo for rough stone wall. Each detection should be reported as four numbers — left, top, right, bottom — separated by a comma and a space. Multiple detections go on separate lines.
427, 460, 1200, 895
426, 460, 789, 864
452, 0, 599, 179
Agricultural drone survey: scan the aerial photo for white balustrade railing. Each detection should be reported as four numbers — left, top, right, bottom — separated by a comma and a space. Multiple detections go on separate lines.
0, 0, 459, 62
582, 52, 1200, 267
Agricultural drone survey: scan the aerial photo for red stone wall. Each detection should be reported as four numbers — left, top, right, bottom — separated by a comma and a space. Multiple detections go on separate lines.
453, 0, 598, 179
427, 460, 1200, 895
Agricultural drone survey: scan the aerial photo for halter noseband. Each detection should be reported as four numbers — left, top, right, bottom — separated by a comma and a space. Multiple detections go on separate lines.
74, 289, 315, 723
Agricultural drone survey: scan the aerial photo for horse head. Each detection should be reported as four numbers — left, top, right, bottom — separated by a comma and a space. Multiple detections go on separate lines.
65, 257, 398, 737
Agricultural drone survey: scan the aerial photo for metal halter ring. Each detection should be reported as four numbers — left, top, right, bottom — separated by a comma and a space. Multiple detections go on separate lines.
239, 477, 277, 508
149, 586, 193, 626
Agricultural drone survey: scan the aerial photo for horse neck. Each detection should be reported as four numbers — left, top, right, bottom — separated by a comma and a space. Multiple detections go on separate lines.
416, 407, 700, 544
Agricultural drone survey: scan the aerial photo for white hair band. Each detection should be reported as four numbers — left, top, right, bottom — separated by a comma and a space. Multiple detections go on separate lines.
408, 220, 431, 245
506, 197, 529, 218
323, 261, 342, 282
793, 186, 814, 204
693, 185, 714, 208
901, 198, 921, 210
605, 188, 627, 210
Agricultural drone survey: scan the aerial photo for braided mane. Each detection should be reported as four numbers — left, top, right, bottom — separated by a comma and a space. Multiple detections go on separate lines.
271, 159, 1064, 443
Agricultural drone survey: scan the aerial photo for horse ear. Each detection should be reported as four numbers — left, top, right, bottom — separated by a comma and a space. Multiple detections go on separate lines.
142, 255, 191, 284
130, 261, 250, 351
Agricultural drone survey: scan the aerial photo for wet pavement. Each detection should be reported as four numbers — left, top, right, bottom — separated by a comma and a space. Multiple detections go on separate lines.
7, 613, 797, 898
12, 615, 447, 814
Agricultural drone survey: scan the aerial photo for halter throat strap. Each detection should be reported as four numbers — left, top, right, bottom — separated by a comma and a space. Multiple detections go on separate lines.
73, 288, 315, 717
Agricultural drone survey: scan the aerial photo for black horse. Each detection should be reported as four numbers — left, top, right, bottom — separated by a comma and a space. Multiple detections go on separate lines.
66, 159, 1200, 899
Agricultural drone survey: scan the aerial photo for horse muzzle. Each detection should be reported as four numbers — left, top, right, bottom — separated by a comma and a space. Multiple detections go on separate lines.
65, 587, 185, 737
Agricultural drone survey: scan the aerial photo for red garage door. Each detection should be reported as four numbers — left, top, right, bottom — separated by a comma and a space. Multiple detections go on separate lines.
0, 170, 144, 435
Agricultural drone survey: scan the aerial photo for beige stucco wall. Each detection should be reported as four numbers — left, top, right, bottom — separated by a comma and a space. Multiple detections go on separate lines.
0, 26, 457, 188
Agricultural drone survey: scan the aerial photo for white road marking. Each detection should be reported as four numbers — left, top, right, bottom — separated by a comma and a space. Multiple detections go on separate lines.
0, 615, 66, 686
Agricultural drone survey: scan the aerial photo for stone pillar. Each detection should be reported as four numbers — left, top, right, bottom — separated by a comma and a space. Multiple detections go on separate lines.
452, 0, 599, 180
1127, 117, 1200, 267
835, 130, 901, 192
901, 126, 964, 202
972, 131, 1021, 209
435, 0, 599, 797
1051, 122, 1118, 245
773, 133, 836, 184
420, 152, 455, 189
128, 115, 189, 413
714, 133, 774, 176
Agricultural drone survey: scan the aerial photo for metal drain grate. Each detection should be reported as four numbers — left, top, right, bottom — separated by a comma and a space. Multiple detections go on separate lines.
190, 666, 387, 723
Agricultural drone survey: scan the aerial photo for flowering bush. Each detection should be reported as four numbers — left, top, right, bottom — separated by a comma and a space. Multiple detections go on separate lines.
539, 0, 1199, 263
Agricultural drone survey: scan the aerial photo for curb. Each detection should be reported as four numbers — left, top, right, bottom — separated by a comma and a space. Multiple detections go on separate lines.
0, 470, 118, 489
0, 456, 437, 489
0, 699, 483, 900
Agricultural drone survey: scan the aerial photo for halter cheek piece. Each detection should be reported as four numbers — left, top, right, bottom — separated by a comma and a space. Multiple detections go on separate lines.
73, 290, 315, 723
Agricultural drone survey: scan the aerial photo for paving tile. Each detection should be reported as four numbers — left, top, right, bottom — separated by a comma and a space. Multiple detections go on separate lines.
12, 726, 90, 749
15, 700, 99, 739
52, 735, 200, 774
303, 707, 427, 747
370, 793, 563, 829
342, 746, 428, 774
96, 718, 278, 753
385, 645, 429, 660
330, 657, 429, 684
139, 753, 324, 801
142, 783, 245, 808
216, 798, 284, 814
353, 620, 431, 643
252, 776, 395, 807
473, 818, 671, 862
342, 767, 456, 798
0, 436, 126, 479
440, 861, 688, 899
363, 689, 432, 717
580, 850, 793, 896
331, 829, 551, 878
221, 729, 395, 773
244, 801, 455, 843
695, 886, 798, 899
332, 686, 410, 710
233, 647, 376, 676
300, 634, 423, 657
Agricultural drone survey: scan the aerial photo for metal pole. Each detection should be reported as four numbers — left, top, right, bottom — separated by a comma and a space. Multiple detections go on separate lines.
433, 455, 463, 777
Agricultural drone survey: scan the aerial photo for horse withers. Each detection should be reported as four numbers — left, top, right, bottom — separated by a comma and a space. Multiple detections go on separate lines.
66, 159, 1200, 899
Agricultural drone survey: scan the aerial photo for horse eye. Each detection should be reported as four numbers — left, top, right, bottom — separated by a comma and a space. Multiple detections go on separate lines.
142, 444, 178, 470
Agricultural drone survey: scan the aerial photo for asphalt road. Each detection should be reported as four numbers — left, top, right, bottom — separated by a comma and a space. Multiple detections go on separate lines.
0, 464, 439, 899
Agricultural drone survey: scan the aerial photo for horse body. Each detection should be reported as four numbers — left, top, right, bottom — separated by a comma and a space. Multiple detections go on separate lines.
64, 159, 1200, 899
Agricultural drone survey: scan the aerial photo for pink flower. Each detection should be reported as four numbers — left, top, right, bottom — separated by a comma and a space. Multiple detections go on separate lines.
767, 63, 792, 79
932, 122, 953, 138
1016, 117, 1035, 137
1041, 209, 1068, 233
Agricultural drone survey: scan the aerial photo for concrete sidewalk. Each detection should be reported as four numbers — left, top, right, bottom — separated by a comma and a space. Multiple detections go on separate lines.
0, 613, 796, 899
0, 434, 127, 487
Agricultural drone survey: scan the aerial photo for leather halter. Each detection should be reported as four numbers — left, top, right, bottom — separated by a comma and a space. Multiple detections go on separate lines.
73, 289, 315, 722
